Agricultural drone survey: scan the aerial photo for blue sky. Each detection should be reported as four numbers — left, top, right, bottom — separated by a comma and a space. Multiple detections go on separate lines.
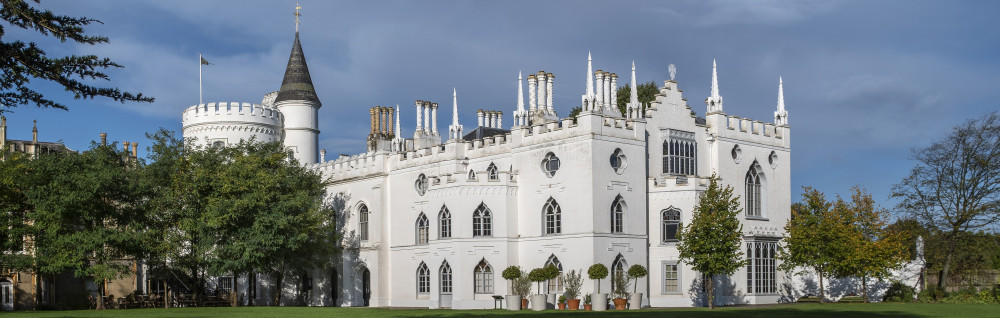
3, 0, 999, 209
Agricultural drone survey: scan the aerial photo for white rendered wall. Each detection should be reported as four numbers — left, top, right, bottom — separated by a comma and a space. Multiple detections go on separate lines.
277, 100, 320, 164
181, 102, 283, 147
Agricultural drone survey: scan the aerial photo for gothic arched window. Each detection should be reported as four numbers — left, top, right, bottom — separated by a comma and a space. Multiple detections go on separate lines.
440, 261, 453, 294
543, 198, 561, 235
487, 163, 499, 181
416, 213, 429, 245
661, 208, 681, 243
359, 203, 369, 241
545, 255, 564, 293
474, 259, 493, 294
438, 206, 451, 239
745, 165, 762, 217
416, 262, 430, 294
611, 195, 626, 233
473, 203, 492, 237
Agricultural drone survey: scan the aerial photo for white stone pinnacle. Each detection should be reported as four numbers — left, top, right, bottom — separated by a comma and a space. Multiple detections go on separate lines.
517, 72, 524, 112
587, 51, 594, 97
711, 59, 720, 98
395, 104, 401, 137
630, 61, 639, 118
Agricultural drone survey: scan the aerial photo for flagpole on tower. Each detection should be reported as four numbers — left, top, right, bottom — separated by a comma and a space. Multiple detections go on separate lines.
199, 53, 203, 104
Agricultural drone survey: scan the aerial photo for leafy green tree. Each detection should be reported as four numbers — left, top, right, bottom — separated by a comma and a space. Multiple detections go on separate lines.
616, 81, 658, 117
779, 187, 850, 304
0, 0, 153, 113
142, 129, 335, 305
528, 268, 547, 295
0, 151, 33, 274
677, 175, 746, 309
892, 112, 1000, 289
835, 186, 907, 303
25, 143, 153, 310
627, 264, 647, 294
502, 265, 521, 295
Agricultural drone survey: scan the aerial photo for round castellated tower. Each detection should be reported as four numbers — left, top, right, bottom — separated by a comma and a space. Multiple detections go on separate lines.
273, 31, 321, 164
181, 98, 285, 147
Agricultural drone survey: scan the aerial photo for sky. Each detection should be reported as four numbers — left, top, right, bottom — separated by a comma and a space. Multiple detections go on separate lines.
3, 0, 999, 209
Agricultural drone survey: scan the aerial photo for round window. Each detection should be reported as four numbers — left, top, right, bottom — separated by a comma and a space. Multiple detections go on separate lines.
541, 152, 560, 177
610, 148, 627, 174
415, 173, 429, 196
731, 145, 742, 164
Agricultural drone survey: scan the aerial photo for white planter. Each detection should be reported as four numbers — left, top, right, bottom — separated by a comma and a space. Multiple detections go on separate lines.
628, 292, 643, 309
592, 293, 608, 311
530, 294, 547, 311
506, 295, 522, 310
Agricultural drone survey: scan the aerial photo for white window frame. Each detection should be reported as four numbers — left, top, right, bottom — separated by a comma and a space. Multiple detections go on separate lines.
473, 203, 492, 237
474, 259, 493, 294
745, 164, 764, 218
543, 197, 561, 235
487, 163, 499, 181
746, 240, 778, 295
440, 261, 453, 294
438, 206, 451, 239
358, 203, 370, 242
611, 195, 626, 233
663, 130, 697, 176
661, 208, 680, 243
661, 261, 681, 295
417, 262, 430, 294
416, 213, 429, 245
610, 148, 627, 174
545, 255, 564, 293
541, 152, 560, 177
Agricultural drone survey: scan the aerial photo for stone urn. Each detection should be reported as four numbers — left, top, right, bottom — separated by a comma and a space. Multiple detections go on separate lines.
592, 293, 608, 311
628, 292, 643, 310
530, 294, 547, 311
505, 295, 522, 310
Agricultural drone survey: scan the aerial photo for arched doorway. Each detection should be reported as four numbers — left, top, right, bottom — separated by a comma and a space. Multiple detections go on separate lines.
439, 261, 453, 308
331, 268, 339, 307
361, 268, 371, 307
1, 278, 13, 311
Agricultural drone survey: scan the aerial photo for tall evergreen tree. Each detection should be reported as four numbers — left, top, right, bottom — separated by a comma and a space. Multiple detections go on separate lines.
1, 0, 153, 113
677, 175, 745, 309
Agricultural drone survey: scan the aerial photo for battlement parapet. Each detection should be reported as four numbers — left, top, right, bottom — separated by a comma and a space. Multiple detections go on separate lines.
182, 102, 284, 129
313, 151, 387, 181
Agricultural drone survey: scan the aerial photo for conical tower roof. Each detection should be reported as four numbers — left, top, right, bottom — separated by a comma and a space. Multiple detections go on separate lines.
275, 32, 320, 104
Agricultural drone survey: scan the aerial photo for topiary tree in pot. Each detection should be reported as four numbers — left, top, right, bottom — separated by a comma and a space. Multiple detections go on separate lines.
502, 265, 523, 310
588, 264, 609, 311
627, 264, 647, 310
528, 268, 549, 311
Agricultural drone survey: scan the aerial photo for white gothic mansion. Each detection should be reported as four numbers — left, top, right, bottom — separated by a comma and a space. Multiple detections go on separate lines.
180, 27, 793, 308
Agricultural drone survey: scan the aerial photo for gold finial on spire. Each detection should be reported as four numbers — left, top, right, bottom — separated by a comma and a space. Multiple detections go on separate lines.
294, 2, 302, 32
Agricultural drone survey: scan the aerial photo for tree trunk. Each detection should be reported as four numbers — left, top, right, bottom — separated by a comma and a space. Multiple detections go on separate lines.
705, 274, 714, 310
96, 280, 105, 310
817, 269, 825, 304
862, 276, 869, 303
939, 250, 954, 290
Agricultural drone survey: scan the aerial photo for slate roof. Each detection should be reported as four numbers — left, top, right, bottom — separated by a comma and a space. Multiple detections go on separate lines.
274, 32, 321, 104
461, 126, 509, 142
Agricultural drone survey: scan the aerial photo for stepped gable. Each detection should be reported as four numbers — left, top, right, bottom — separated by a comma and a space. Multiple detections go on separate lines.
275, 32, 320, 104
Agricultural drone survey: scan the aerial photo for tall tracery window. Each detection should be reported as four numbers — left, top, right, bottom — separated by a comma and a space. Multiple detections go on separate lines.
545, 255, 564, 293
487, 163, 499, 181
747, 241, 778, 294
416, 213, 429, 245
611, 195, 626, 233
661, 208, 680, 243
663, 130, 697, 175
745, 164, 762, 217
474, 259, 493, 294
359, 204, 370, 241
440, 261, 453, 294
438, 206, 451, 239
417, 262, 430, 294
543, 198, 561, 235
611, 254, 628, 293
473, 203, 492, 237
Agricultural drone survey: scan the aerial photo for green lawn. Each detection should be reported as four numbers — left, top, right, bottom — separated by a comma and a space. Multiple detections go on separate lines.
2, 303, 998, 318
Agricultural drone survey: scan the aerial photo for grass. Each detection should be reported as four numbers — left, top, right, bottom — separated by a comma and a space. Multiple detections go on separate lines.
2, 303, 998, 318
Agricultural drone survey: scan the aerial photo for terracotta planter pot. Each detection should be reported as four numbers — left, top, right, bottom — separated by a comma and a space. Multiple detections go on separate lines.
521, 298, 528, 309
613, 298, 627, 310
567, 299, 580, 310
557, 303, 566, 310
584, 304, 592, 311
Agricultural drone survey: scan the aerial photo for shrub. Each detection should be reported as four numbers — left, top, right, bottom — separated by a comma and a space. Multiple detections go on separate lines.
584, 293, 592, 305
627, 264, 647, 294
512, 269, 532, 298
564, 269, 583, 300
588, 264, 608, 294
883, 281, 915, 302
612, 271, 630, 299
558, 295, 566, 303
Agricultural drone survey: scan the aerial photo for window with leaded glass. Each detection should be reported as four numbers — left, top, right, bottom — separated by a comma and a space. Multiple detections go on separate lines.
661, 208, 680, 243
416, 213, 429, 245
662, 130, 697, 176
745, 165, 762, 217
359, 204, 369, 241
611, 195, 626, 233
543, 198, 561, 235
438, 206, 451, 239
473, 203, 492, 237
474, 259, 493, 294
417, 262, 430, 294
746, 241, 777, 294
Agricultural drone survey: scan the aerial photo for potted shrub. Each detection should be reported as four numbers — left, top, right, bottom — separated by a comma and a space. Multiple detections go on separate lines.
612, 271, 630, 310
543, 264, 561, 309
512, 269, 532, 309
557, 295, 566, 310
502, 265, 522, 310
588, 264, 609, 311
528, 268, 549, 311
564, 269, 582, 310
583, 293, 593, 311
627, 264, 647, 310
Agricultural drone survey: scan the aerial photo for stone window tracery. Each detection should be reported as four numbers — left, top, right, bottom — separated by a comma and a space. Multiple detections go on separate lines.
473, 203, 492, 237
610, 148, 627, 174
417, 262, 430, 294
746, 164, 763, 217
661, 208, 680, 243
474, 259, 493, 294
487, 163, 499, 181
438, 206, 451, 239
543, 198, 561, 235
416, 213, 429, 245
415, 174, 429, 196
611, 195, 626, 233
359, 204, 369, 241
541, 152, 560, 177
663, 130, 696, 176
